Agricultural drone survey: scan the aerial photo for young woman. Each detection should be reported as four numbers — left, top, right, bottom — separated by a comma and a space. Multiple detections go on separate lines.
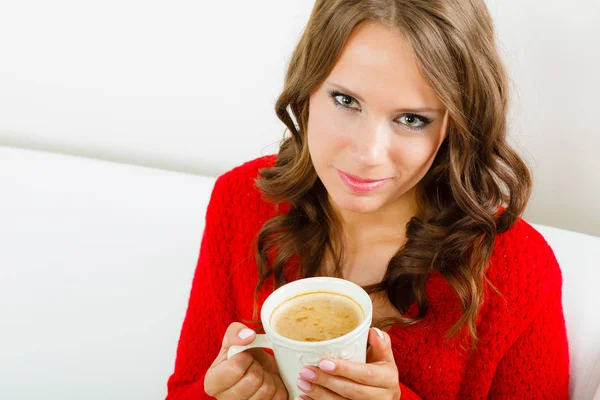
166, 0, 569, 399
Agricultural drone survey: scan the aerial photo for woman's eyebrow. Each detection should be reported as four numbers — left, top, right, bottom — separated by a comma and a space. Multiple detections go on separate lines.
327, 81, 444, 115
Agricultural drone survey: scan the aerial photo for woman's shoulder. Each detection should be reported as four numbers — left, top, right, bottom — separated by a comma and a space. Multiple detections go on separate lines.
214, 154, 278, 192
209, 154, 277, 201
494, 217, 557, 263
488, 217, 562, 296
206, 154, 282, 227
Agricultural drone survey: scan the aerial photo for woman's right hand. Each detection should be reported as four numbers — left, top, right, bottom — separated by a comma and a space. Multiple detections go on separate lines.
204, 322, 288, 400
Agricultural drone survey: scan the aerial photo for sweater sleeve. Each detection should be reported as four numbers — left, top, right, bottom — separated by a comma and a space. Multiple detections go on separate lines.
166, 175, 238, 399
399, 382, 422, 399
487, 251, 570, 399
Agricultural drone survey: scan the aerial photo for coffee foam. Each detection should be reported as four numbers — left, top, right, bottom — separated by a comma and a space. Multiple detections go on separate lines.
270, 291, 364, 342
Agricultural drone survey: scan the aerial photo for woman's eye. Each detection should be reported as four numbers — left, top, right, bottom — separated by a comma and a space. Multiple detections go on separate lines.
398, 114, 426, 129
333, 94, 360, 110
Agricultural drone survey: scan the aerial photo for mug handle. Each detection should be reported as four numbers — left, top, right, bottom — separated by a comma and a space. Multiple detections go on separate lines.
227, 334, 274, 359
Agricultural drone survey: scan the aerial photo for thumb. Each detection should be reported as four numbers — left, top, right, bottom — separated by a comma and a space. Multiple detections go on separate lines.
366, 327, 395, 364
214, 322, 256, 364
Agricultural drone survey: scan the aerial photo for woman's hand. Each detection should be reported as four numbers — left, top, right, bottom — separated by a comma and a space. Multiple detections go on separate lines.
204, 322, 288, 400
297, 327, 401, 400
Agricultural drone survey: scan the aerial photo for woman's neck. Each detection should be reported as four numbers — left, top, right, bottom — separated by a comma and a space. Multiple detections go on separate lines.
329, 187, 419, 252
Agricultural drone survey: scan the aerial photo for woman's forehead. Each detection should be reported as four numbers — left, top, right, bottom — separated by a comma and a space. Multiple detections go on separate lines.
326, 21, 443, 112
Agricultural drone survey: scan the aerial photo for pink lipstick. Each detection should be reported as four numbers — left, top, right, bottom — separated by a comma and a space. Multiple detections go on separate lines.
336, 169, 390, 194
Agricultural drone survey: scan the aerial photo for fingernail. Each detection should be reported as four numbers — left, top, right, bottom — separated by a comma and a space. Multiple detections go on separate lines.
319, 359, 336, 372
238, 328, 255, 340
299, 367, 317, 380
374, 327, 384, 340
297, 378, 313, 391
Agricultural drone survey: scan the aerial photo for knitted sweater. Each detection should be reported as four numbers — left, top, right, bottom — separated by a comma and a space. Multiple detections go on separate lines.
166, 155, 569, 399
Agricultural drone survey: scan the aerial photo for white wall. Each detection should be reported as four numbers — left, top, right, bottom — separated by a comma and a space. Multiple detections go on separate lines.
0, 0, 313, 175
488, 0, 600, 237
0, 0, 598, 236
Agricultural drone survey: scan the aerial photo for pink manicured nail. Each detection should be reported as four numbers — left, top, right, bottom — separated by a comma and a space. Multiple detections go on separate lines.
300, 367, 317, 380
319, 359, 336, 372
297, 378, 313, 391
374, 327, 385, 340
238, 328, 255, 340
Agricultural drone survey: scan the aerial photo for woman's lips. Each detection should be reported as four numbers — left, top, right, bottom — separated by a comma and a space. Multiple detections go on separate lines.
336, 169, 391, 193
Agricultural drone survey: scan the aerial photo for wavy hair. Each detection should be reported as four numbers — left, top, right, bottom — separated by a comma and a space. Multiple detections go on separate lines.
253, 0, 531, 349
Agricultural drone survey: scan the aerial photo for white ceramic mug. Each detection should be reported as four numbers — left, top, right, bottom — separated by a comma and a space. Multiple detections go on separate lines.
227, 277, 373, 399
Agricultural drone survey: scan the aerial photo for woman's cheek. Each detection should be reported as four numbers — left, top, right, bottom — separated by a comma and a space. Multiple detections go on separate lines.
318, 118, 356, 153
397, 134, 440, 162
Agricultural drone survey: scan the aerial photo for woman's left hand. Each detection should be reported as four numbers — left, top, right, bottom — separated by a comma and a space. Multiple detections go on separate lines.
297, 327, 401, 400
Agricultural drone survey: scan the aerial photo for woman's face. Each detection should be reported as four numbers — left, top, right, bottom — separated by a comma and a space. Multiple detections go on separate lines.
308, 21, 449, 215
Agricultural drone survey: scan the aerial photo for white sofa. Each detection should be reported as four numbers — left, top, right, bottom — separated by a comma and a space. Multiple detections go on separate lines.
1, 145, 599, 400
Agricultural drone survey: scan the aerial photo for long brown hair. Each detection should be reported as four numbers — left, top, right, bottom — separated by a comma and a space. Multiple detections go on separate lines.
253, 0, 531, 349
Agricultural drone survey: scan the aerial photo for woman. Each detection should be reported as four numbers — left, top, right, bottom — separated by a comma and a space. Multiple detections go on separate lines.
166, 0, 569, 398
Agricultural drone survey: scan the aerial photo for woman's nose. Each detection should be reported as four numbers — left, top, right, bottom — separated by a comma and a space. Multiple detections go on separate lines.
352, 121, 390, 167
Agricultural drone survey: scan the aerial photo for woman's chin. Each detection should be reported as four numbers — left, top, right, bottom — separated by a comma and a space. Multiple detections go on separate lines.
327, 192, 383, 215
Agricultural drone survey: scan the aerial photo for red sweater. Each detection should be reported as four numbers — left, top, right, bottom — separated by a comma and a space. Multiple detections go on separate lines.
166, 156, 569, 399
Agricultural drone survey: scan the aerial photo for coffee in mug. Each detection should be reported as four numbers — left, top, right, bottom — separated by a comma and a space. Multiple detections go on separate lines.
227, 277, 373, 400
270, 291, 364, 342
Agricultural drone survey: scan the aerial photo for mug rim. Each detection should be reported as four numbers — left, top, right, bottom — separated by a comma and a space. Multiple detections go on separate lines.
260, 277, 373, 348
